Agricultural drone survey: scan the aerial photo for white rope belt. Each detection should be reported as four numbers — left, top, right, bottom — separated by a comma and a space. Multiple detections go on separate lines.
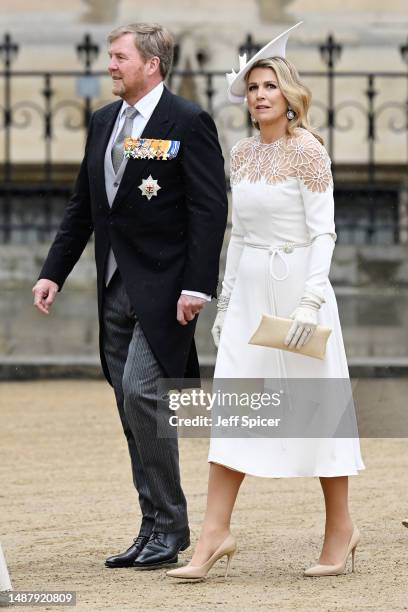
244, 239, 312, 281
243, 240, 314, 440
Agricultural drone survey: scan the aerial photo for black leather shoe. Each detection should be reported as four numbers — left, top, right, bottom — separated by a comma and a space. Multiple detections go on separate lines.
133, 528, 190, 569
105, 534, 150, 568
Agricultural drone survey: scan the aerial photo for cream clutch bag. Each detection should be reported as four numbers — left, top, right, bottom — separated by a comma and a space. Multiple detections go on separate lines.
249, 314, 332, 360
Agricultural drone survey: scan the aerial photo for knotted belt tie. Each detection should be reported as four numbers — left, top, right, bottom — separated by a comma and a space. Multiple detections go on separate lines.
244, 240, 312, 282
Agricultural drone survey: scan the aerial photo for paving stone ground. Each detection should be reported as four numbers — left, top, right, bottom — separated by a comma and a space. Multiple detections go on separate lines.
1, 380, 407, 611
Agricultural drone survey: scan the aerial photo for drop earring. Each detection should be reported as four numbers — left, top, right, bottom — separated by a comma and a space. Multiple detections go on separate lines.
286, 107, 296, 121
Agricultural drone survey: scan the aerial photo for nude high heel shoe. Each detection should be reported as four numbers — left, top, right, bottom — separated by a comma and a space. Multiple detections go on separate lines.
304, 526, 360, 577
166, 534, 237, 580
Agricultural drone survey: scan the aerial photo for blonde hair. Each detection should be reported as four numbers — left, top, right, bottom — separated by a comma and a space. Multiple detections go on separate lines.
108, 23, 174, 79
245, 57, 323, 145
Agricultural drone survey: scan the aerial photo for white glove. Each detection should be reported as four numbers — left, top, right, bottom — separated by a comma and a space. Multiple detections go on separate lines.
285, 306, 317, 349
284, 291, 322, 350
212, 294, 229, 347
211, 310, 226, 348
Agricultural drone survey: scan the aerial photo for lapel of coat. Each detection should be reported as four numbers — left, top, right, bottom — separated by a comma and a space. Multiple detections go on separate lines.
91, 100, 122, 210
111, 87, 175, 210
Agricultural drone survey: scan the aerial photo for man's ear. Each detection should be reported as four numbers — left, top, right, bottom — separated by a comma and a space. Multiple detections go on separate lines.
147, 56, 161, 76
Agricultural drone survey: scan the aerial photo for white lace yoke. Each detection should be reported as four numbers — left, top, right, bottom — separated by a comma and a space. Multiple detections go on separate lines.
230, 127, 333, 193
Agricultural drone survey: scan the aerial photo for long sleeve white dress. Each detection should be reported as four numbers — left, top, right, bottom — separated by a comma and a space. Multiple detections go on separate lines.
208, 127, 365, 478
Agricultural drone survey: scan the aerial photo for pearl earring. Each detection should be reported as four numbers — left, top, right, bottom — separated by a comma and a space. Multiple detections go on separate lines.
286, 107, 296, 120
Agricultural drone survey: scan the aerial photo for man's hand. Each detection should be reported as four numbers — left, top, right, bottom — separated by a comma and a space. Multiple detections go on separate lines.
176, 295, 206, 326
32, 279, 59, 315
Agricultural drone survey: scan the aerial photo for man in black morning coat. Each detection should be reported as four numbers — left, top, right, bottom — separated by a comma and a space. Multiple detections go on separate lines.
32, 23, 227, 569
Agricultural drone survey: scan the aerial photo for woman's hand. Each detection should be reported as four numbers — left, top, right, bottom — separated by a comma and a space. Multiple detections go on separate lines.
211, 310, 226, 348
285, 306, 317, 349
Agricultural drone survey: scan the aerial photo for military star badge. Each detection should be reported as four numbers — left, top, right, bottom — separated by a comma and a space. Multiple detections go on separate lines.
139, 175, 161, 200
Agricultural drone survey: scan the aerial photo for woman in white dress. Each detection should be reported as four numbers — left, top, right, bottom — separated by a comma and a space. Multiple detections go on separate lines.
168, 24, 364, 581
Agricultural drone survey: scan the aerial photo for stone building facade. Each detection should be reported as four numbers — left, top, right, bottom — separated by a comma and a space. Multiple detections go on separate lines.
1, 1, 408, 366
1, 0, 408, 165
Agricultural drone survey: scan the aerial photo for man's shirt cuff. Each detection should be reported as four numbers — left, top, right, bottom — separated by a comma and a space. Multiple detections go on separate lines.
181, 290, 211, 302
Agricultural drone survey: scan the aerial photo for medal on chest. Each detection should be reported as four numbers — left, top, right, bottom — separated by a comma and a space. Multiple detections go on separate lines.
124, 137, 180, 160
139, 175, 161, 200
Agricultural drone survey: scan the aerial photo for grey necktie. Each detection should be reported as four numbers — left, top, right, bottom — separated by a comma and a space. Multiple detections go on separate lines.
111, 106, 138, 173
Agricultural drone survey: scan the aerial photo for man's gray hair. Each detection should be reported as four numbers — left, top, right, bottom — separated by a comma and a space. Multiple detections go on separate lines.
108, 23, 174, 79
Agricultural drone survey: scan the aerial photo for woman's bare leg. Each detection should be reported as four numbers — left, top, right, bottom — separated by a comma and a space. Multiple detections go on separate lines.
318, 476, 354, 564
189, 462, 245, 566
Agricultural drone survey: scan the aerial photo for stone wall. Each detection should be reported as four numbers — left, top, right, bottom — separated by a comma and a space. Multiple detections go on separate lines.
2, 239, 408, 289
2, 241, 408, 366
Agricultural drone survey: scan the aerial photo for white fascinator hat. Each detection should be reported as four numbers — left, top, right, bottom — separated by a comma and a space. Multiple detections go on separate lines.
226, 21, 303, 104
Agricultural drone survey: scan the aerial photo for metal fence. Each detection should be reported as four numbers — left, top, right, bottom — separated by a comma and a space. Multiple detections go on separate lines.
1, 31, 408, 244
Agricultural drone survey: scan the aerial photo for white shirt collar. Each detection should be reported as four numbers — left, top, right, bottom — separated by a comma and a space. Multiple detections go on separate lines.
120, 81, 164, 120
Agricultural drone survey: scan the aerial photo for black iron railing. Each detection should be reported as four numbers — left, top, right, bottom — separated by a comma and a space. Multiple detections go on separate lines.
1, 32, 408, 244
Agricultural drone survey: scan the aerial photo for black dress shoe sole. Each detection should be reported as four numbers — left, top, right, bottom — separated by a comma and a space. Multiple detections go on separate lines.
133, 555, 179, 570
105, 560, 138, 568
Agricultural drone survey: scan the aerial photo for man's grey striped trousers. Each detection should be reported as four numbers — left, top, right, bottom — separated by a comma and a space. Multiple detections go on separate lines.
102, 271, 188, 534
